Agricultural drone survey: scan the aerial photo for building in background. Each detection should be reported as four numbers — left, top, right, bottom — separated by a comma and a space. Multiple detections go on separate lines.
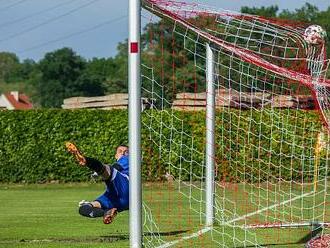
0, 91, 33, 110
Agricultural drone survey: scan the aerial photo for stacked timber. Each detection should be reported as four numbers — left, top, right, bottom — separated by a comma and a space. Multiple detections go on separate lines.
62, 94, 154, 110
172, 89, 315, 111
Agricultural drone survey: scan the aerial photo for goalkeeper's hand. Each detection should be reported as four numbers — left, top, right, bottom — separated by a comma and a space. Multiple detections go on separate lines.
78, 200, 92, 207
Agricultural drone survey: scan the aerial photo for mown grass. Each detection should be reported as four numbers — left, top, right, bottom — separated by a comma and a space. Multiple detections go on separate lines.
0, 183, 328, 247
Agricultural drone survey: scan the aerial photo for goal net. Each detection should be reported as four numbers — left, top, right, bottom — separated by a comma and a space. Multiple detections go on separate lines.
139, 0, 330, 247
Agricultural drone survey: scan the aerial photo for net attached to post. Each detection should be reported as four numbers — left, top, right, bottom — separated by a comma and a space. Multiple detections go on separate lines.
139, 0, 330, 247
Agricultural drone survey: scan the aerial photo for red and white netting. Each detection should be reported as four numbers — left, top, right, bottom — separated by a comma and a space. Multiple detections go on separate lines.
140, 0, 330, 247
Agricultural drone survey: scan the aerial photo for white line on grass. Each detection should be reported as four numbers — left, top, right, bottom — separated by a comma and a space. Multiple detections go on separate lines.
225, 191, 314, 225
156, 227, 212, 248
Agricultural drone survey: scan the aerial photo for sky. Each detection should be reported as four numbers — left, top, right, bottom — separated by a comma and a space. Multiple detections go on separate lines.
0, 0, 329, 61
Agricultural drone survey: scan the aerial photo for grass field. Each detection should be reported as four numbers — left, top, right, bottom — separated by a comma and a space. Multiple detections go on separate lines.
0, 183, 329, 248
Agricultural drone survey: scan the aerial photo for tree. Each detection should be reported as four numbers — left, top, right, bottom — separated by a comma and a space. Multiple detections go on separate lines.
37, 48, 105, 108
85, 56, 126, 94
241, 5, 279, 17
279, 3, 319, 22
19, 59, 38, 80
106, 41, 128, 94
74, 72, 105, 97
85, 57, 112, 80
0, 52, 20, 83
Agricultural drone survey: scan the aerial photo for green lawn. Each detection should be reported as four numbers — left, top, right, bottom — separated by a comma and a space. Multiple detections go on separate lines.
0, 183, 328, 247
0, 184, 129, 248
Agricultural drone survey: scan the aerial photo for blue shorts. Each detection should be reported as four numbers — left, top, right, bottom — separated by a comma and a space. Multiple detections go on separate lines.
95, 167, 129, 212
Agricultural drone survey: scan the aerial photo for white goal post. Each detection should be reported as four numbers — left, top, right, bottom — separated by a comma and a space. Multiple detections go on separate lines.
128, 0, 142, 247
129, 1, 217, 246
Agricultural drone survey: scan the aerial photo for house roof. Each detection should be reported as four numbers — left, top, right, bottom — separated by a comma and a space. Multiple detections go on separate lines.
4, 92, 33, 110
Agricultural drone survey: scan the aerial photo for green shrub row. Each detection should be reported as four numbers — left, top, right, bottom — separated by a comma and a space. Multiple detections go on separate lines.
0, 110, 129, 183
0, 109, 327, 183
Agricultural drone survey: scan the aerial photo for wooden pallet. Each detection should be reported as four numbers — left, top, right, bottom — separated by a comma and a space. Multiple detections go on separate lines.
62, 94, 154, 110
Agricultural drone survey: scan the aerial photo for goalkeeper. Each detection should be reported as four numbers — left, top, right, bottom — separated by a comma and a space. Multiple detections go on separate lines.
65, 142, 129, 224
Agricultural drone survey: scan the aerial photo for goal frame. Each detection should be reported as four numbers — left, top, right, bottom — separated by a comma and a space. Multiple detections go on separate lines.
128, 0, 216, 247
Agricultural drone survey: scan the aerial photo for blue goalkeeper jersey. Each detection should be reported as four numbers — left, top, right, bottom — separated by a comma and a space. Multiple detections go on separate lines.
94, 155, 130, 212
117, 155, 129, 175
96, 156, 129, 212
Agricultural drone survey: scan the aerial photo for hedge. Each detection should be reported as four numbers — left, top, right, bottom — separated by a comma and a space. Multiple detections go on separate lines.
0, 110, 129, 183
0, 109, 327, 183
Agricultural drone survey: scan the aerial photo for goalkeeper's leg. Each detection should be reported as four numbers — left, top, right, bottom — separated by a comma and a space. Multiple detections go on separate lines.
78, 200, 105, 218
78, 197, 118, 223
65, 142, 86, 166
94, 193, 118, 224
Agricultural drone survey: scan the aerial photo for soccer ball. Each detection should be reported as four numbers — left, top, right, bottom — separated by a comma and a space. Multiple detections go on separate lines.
303, 25, 327, 45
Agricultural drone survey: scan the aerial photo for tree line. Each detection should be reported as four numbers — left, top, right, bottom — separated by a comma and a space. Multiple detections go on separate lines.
0, 42, 128, 108
0, 3, 329, 108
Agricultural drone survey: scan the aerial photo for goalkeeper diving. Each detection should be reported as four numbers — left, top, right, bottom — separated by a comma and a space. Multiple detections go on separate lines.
65, 142, 129, 224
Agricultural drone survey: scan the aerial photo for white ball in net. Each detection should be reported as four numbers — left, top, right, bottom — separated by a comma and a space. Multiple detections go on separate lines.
303, 24, 327, 45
